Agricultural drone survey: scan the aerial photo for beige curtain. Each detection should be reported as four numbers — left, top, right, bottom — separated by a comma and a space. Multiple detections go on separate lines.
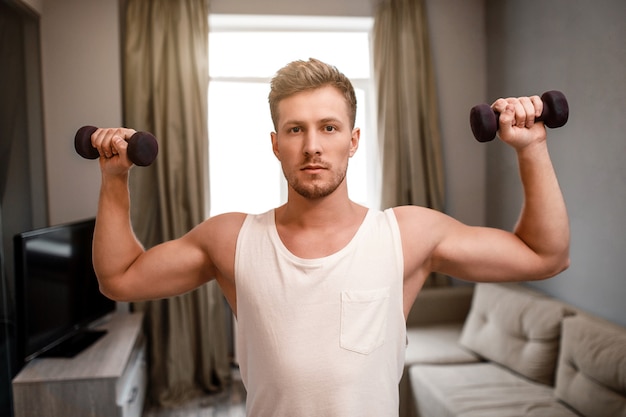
123, 0, 230, 407
373, 0, 445, 212
373, 0, 448, 290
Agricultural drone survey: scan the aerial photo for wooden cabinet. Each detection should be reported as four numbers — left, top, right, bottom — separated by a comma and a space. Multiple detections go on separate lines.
12, 312, 146, 417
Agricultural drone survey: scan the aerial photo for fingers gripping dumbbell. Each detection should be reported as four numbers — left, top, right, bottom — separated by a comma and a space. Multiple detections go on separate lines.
469, 90, 569, 142
74, 125, 158, 167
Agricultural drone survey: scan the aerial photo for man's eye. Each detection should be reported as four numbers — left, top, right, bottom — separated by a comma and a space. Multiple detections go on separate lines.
324, 125, 336, 132
290, 127, 301, 133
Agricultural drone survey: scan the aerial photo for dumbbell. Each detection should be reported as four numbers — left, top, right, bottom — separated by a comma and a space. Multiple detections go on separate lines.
74, 125, 158, 167
470, 90, 569, 142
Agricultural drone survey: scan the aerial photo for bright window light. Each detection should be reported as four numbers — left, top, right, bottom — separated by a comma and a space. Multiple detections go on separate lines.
208, 15, 378, 216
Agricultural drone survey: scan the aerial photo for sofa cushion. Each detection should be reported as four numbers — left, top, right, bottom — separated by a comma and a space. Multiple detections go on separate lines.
409, 362, 578, 417
459, 283, 570, 385
406, 323, 480, 365
406, 286, 474, 327
555, 315, 626, 417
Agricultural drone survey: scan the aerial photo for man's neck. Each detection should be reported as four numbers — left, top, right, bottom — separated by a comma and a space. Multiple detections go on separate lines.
276, 187, 364, 229
274, 189, 369, 259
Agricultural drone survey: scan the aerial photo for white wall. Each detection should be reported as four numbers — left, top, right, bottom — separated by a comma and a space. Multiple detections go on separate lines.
40, 0, 122, 225
38, 0, 486, 229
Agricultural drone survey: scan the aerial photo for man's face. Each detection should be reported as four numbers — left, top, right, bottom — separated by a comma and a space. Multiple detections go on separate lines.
271, 86, 360, 200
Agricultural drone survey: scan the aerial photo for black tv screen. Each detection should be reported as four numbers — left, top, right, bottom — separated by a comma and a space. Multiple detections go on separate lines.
14, 218, 115, 362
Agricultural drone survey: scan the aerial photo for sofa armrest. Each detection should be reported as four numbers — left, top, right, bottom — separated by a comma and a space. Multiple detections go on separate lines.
406, 285, 474, 327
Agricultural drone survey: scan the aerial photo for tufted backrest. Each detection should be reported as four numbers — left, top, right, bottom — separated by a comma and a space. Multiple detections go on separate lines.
459, 283, 572, 386
555, 315, 626, 417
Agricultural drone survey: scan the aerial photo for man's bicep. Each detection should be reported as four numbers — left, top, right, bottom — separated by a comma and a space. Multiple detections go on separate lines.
106, 236, 212, 302
431, 224, 544, 283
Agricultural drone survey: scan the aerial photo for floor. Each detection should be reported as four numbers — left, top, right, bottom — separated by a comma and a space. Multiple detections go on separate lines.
142, 370, 246, 417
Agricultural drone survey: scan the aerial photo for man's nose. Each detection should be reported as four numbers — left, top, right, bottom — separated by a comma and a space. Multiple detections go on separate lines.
303, 131, 322, 156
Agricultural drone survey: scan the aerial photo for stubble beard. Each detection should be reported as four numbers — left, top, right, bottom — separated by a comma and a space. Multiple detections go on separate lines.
285, 160, 348, 200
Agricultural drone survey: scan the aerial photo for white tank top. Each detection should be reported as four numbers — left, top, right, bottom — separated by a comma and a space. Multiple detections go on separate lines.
235, 208, 406, 417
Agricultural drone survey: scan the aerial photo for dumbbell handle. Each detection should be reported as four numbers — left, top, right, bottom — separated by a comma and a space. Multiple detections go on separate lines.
74, 125, 158, 166
470, 90, 569, 142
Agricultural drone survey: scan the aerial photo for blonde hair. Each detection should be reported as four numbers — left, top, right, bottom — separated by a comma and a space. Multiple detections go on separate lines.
268, 58, 357, 130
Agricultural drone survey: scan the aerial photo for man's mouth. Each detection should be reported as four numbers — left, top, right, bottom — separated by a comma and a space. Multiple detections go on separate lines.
302, 165, 325, 171
301, 161, 328, 172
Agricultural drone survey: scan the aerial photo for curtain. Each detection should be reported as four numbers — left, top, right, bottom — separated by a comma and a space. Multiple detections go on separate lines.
372, 0, 448, 288
123, 0, 230, 407
373, 0, 445, 212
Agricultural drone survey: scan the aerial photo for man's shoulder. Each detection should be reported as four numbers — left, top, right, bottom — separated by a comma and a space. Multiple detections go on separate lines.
389, 205, 443, 223
204, 211, 250, 232
188, 212, 250, 247
390, 205, 457, 242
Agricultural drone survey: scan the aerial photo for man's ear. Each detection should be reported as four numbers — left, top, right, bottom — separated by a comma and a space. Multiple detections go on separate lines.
271, 132, 279, 159
349, 127, 361, 157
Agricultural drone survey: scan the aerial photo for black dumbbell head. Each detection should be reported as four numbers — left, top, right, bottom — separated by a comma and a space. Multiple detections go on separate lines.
74, 125, 100, 159
470, 104, 498, 142
541, 90, 569, 129
127, 132, 159, 167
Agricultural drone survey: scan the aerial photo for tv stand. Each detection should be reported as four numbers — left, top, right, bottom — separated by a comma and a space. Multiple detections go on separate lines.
40, 329, 107, 358
12, 312, 146, 417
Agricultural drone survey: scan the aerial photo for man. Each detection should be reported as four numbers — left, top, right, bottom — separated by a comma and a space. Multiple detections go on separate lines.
91, 58, 570, 416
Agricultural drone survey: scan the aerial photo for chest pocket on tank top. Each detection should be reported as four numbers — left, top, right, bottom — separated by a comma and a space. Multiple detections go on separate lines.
340, 287, 390, 354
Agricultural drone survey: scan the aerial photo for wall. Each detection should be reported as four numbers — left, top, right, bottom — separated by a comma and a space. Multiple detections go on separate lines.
485, 0, 626, 327
424, 0, 486, 226
18, 0, 41, 14
210, 0, 376, 17
1, 3, 48, 414
40, 0, 122, 225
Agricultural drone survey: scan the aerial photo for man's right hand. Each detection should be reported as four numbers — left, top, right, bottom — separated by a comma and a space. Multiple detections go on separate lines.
91, 127, 137, 175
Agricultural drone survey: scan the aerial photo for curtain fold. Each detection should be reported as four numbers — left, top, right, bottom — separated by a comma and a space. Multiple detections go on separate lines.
373, 0, 445, 212
123, 0, 229, 407
373, 0, 448, 288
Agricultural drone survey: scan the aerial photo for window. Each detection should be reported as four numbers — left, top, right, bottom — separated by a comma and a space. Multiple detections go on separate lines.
208, 15, 378, 216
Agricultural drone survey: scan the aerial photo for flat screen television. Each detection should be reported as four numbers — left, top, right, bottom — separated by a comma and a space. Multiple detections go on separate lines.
13, 218, 116, 362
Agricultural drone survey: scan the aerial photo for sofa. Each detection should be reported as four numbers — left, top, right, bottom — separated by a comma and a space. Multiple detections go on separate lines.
401, 282, 626, 417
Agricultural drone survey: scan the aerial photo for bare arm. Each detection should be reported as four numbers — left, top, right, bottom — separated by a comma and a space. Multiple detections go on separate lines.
94, 172, 213, 302
400, 96, 570, 296
90, 128, 239, 302
491, 95, 570, 276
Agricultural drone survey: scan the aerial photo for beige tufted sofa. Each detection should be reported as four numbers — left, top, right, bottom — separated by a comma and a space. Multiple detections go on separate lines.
401, 283, 626, 417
